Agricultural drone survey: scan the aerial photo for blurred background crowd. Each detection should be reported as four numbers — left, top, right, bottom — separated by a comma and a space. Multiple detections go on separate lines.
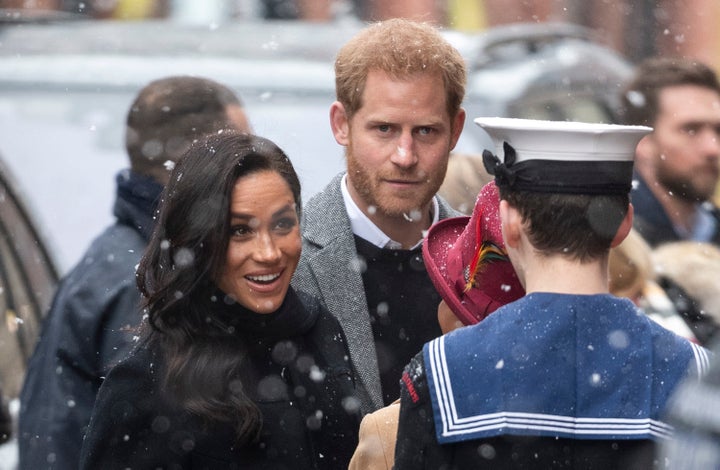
3, 0, 720, 71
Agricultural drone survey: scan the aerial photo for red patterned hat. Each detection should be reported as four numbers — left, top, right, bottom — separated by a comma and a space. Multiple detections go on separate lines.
423, 181, 524, 325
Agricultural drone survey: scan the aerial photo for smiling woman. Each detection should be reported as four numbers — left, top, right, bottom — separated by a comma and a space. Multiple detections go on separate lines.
78, 132, 360, 469
217, 171, 302, 314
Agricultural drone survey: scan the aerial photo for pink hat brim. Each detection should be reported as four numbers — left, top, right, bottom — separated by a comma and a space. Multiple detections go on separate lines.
423, 215, 490, 326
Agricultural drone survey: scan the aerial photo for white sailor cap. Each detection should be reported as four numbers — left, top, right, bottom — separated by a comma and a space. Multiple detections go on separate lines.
475, 117, 653, 195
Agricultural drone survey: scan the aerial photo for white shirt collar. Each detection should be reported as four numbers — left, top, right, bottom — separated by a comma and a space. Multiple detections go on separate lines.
340, 173, 438, 250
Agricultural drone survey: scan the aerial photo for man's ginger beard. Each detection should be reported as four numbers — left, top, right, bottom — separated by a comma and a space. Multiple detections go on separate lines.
345, 145, 447, 219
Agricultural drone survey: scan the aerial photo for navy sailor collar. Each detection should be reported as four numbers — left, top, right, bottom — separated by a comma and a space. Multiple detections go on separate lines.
424, 293, 709, 444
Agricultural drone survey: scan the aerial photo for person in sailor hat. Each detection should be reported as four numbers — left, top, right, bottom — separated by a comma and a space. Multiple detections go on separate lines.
394, 117, 710, 469
349, 180, 525, 469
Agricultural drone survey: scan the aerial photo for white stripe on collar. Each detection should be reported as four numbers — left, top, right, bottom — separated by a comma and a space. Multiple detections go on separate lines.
427, 334, 675, 441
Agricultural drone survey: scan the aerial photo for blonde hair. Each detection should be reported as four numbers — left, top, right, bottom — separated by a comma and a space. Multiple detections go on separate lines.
609, 228, 654, 301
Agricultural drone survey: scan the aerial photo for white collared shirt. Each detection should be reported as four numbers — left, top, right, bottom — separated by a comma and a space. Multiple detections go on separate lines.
340, 173, 438, 250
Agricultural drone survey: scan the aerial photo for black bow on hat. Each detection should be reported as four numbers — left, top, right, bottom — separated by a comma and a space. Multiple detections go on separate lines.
482, 141, 518, 188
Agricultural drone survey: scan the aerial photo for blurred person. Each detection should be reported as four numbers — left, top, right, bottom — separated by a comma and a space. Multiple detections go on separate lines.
394, 117, 710, 469
18, 76, 251, 470
348, 181, 524, 470
609, 228, 697, 342
296, 0, 333, 21
292, 18, 467, 413
608, 228, 655, 303
362, 0, 444, 23
481, 0, 556, 25
660, 337, 720, 469
620, 57, 720, 247
474, 1, 720, 72
653, 240, 720, 345
438, 152, 493, 215
79, 132, 360, 469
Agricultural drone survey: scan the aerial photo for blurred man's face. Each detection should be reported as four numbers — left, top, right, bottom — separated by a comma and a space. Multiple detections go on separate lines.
648, 85, 720, 202
334, 69, 464, 221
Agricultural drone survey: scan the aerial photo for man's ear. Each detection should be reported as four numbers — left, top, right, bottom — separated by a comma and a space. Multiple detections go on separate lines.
449, 108, 466, 150
610, 204, 634, 248
634, 134, 656, 164
499, 199, 521, 249
329, 101, 350, 146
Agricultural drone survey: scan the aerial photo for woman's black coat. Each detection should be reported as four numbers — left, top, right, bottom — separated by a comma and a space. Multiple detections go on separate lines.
79, 289, 360, 469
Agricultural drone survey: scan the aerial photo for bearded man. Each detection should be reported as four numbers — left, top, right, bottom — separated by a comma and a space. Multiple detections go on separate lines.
292, 18, 466, 414
621, 57, 720, 247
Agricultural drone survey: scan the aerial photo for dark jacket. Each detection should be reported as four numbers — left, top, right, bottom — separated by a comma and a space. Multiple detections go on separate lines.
631, 172, 720, 247
18, 170, 161, 470
394, 294, 709, 470
79, 288, 360, 470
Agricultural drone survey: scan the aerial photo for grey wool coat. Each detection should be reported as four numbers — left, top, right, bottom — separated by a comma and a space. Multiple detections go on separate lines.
292, 172, 459, 413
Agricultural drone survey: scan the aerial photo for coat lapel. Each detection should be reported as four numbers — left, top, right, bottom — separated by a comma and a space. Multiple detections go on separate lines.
297, 174, 461, 412
299, 174, 384, 411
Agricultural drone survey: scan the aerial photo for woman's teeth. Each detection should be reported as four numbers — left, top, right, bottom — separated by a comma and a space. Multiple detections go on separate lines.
247, 273, 280, 283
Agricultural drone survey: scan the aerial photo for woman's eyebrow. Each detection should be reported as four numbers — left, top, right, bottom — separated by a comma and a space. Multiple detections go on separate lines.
228, 203, 295, 220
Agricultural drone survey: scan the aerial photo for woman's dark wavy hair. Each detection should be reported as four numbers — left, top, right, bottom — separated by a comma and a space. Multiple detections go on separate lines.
136, 131, 301, 444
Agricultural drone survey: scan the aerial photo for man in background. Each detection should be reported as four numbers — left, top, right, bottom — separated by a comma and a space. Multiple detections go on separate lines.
621, 57, 720, 247
18, 75, 251, 470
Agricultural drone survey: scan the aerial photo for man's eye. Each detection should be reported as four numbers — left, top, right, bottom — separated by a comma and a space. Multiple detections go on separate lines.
378, 124, 391, 133
417, 127, 434, 136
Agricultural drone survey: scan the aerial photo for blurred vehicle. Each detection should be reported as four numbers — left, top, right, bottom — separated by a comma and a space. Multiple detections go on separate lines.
450, 21, 633, 150
0, 14, 634, 467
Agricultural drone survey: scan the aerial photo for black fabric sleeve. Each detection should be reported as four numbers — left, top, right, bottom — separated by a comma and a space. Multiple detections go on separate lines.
393, 352, 446, 470
299, 291, 362, 469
